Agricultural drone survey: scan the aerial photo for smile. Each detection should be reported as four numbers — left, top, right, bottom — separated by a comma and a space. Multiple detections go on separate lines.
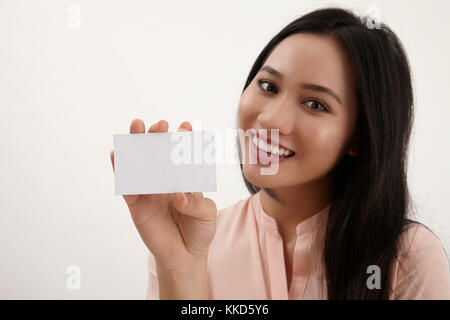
251, 130, 295, 154
249, 133, 295, 165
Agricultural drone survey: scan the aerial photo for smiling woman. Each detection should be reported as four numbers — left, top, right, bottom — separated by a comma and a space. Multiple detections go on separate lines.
144, 6, 450, 300
233, 7, 450, 299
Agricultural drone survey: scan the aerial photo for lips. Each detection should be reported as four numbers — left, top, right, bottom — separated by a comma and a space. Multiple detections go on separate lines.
251, 130, 295, 154
249, 136, 294, 165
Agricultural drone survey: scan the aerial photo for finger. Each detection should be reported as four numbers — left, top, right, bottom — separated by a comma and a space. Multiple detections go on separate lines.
173, 192, 217, 221
175, 124, 203, 199
187, 192, 204, 198
110, 150, 115, 173
110, 147, 138, 205
149, 120, 169, 133
115, 120, 144, 208
178, 121, 192, 131
130, 118, 146, 133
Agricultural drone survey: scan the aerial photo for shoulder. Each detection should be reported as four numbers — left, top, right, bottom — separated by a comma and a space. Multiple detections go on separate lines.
216, 195, 254, 231
208, 193, 258, 258
392, 222, 450, 299
207, 194, 256, 250
398, 222, 448, 265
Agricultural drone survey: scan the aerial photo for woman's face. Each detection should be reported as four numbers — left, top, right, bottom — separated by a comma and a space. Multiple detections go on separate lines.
237, 32, 358, 189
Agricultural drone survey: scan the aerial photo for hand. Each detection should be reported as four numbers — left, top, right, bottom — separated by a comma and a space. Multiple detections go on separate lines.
110, 119, 217, 273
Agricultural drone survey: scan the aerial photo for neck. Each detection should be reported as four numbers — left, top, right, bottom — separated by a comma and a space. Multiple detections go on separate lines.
259, 173, 334, 241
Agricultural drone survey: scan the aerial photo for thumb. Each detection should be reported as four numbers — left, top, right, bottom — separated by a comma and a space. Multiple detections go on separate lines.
110, 150, 115, 173
173, 192, 217, 221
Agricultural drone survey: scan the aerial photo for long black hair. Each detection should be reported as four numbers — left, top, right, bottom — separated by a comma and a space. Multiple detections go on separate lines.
237, 7, 421, 299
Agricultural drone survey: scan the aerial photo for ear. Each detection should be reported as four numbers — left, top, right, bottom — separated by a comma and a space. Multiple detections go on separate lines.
346, 135, 358, 156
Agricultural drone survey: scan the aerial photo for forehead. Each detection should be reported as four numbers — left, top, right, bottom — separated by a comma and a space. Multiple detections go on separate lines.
263, 33, 356, 98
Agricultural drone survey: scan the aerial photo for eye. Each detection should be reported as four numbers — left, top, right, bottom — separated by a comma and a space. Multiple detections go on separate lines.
257, 79, 278, 94
303, 99, 329, 113
257, 78, 330, 113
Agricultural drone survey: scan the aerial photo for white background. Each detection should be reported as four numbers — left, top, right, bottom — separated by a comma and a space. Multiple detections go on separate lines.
0, 0, 449, 299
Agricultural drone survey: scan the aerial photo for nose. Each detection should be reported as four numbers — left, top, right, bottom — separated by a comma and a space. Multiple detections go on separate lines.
257, 97, 295, 135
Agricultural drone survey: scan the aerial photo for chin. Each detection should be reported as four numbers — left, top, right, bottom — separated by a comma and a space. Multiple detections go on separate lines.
243, 164, 290, 189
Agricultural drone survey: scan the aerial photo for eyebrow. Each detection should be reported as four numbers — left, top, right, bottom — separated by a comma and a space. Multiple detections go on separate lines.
259, 65, 342, 105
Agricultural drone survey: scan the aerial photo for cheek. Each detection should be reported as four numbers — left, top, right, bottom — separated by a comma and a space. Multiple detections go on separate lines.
237, 87, 262, 127
299, 119, 347, 161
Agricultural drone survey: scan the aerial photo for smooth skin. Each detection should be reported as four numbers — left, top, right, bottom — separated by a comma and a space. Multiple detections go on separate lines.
110, 119, 217, 299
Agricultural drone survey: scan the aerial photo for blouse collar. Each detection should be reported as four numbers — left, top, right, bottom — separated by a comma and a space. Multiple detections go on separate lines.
252, 190, 331, 237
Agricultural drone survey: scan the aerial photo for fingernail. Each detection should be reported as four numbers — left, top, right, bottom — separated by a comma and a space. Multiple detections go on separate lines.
150, 123, 158, 130
183, 194, 189, 207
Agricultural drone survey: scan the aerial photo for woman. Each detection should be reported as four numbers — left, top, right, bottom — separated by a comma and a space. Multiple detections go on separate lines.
110, 7, 450, 299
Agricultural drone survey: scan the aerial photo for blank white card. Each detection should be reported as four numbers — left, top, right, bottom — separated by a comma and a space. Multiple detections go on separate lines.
113, 130, 216, 195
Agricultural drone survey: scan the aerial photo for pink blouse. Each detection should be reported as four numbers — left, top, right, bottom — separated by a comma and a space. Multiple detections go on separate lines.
146, 191, 450, 299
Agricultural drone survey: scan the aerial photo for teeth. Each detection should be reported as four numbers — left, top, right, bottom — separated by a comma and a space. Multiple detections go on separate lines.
252, 135, 294, 156
260, 139, 267, 151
